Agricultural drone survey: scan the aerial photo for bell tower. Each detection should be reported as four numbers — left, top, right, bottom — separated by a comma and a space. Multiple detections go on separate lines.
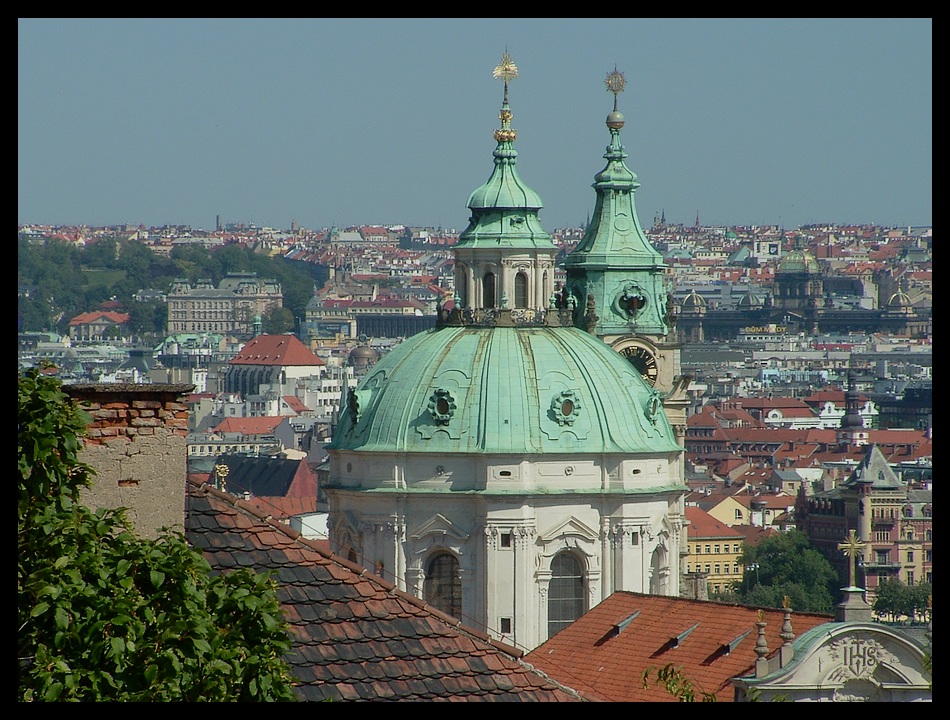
562, 68, 689, 446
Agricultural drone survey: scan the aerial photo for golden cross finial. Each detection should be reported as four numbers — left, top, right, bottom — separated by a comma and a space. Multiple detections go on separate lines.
837, 529, 866, 587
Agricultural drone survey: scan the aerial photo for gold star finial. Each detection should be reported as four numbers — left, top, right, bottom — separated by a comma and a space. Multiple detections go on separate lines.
213, 463, 230, 492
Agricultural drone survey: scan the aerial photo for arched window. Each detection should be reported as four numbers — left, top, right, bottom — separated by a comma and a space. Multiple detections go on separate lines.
514, 271, 528, 309
482, 272, 496, 309
424, 552, 461, 619
547, 552, 585, 639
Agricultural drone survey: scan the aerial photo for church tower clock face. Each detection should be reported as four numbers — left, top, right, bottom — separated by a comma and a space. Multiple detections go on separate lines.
620, 345, 658, 386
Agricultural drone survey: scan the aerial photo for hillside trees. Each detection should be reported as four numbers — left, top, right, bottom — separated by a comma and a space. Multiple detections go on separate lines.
19, 233, 318, 334
18, 368, 297, 701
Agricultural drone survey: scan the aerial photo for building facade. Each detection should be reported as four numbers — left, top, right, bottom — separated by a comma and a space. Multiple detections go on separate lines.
796, 444, 933, 596
167, 272, 282, 338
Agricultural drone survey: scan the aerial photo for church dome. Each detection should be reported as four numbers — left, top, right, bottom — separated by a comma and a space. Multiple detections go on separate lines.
736, 289, 764, 309
329, 324, 678, 456
680, 289, 707, 309
887, 288, 914, 309
323, 58, 687, 652
777, 246, 820, 275
347, 345, 379, 367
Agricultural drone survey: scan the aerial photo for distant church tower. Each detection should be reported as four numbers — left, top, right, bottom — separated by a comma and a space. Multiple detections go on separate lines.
837, 368, 869, 448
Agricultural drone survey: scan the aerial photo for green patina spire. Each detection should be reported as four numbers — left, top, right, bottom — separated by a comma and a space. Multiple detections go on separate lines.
457, 52, 555, 251
564, 67, 671, 337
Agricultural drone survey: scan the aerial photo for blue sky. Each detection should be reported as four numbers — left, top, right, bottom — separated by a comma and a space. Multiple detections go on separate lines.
18, 18, 932, 232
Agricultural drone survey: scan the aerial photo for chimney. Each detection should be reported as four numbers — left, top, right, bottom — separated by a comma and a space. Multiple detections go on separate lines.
64, 383, 194, 540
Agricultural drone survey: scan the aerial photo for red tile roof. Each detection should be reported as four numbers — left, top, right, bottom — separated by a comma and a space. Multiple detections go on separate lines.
282, 395, 310, 414
68, 310, 131, 325
229, 334, 325, 367
525, 592, 832, 702
185, 479, 589, 702
243, 495, 318, 519
729, 494, 796, 511
685, 506, 744, 539
211, 416, 284, 435
731, 525, 779, 546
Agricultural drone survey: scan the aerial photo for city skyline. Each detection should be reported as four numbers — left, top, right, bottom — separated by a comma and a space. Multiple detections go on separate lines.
19, 18, 932, 232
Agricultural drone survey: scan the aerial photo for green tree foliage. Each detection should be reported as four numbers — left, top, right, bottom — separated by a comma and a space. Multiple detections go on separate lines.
263, 305, 296, 335
18, 368, 297, 701
127, 299, 168, 338
736, 530, 839, 613
641, 664, 717, 702
873, 578, 932, 623
18, 237, 88, 332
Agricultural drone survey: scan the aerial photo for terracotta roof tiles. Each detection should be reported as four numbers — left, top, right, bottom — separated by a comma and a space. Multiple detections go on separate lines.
185, 479, 588, 702
229, 334, 325, 366
211, 416, 284, 435
524, 592, 831, 702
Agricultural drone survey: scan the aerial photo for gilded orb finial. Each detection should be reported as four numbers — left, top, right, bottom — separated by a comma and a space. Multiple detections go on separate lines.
605, 65, 626, 112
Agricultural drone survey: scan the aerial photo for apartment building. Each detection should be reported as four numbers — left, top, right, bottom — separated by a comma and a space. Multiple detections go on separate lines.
684, 506, 745, 597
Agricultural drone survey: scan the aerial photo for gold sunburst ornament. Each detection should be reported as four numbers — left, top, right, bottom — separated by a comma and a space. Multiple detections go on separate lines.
493, 51, 518, 143
605, 66, 626, 112
493, 51, 519, 83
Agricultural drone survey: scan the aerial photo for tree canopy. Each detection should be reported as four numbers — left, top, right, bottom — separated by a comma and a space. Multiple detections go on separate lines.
18, 368, 297, 701
736, 530, 840, 613
872, 578, 932, 623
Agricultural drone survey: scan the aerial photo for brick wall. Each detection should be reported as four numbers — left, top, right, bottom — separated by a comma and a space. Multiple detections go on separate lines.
64, 383, 194, 540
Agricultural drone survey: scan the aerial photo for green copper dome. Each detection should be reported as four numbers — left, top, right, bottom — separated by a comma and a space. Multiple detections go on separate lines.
777, 247, 820, 275
464, 144, 544, 212
328, 323, 679, 455
329, 57, 678, 460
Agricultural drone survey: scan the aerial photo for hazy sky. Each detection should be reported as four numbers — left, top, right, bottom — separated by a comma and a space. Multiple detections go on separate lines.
19, 18, 932, 232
